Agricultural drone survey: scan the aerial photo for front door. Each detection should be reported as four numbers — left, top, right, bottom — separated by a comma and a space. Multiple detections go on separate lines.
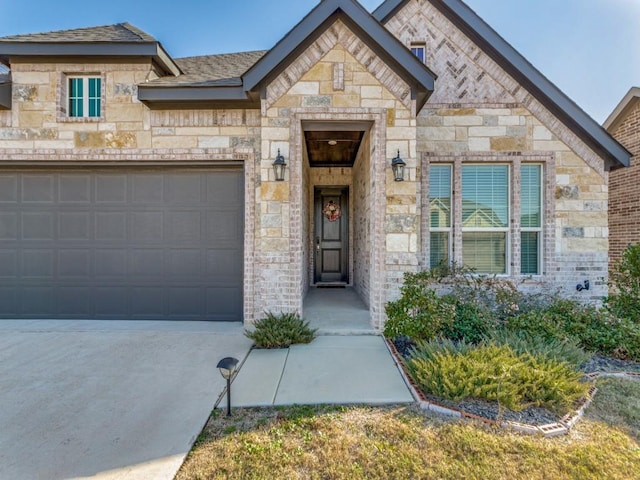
314, 187, 349, 284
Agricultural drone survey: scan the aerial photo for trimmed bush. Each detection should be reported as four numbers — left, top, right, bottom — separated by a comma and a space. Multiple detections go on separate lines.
485, 330, 591, 368
406, 340, 589, 414
245, 312, 317, 349
506, 299, 640, 361
607, 243, 640, 323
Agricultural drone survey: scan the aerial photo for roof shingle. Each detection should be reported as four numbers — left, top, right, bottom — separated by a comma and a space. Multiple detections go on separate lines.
0, 23, 157, 43
147, 50, 267, 87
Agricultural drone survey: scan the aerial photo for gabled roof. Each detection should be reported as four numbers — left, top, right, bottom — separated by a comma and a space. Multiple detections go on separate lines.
373, 0, 630, 169
0, 23, 180, 76
139, 0, 436, 109
604, 87, 640, 132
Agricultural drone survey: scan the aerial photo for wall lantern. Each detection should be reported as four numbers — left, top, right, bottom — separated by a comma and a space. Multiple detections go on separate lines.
391, 150, 406, 182
216, 356, 239, 416
272, 149, 287, 181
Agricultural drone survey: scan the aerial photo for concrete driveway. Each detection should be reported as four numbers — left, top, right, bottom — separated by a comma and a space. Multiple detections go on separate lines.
0, 320, 252, 480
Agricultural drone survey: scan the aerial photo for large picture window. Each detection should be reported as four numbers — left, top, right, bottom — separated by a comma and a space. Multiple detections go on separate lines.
427, 161, 544, 277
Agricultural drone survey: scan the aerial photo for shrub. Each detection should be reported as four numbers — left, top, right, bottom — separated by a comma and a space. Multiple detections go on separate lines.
485, 330, 591, 368
245, 312, 317, 348
440, 296, 494, 344
384, 272, 456, 341
506, 299, 640, 361
606, 243, 640, 322
406, 340, 589, 414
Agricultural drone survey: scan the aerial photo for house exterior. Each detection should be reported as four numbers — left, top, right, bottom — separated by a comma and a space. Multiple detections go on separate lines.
604, 87, 640, 269
0, 0, 630, 327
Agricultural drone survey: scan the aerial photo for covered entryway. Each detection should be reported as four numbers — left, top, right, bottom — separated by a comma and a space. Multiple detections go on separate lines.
0, 167, 244, 321
314, 186, 349, 284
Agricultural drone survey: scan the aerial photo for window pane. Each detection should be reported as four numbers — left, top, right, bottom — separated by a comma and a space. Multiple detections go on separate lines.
88, 78, 101, 117
462, 165, 508, 228
463, 232, 506, 274
521, 165, 541, 228
69, 78, 83, 117
411, 46, 425, 63
521, 232, 539, 275
429, 165, 451, 228
430, 232, 449, 268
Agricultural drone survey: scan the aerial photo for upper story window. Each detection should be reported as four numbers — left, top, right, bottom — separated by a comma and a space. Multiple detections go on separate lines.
411, 43, 426, 63
68, 76, 101, 118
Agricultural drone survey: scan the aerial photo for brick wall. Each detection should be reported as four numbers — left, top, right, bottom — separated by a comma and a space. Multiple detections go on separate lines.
609, 99, 640, 268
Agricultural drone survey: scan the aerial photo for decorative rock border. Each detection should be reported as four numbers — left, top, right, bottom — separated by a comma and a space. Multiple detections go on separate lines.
385, 338, 639, 438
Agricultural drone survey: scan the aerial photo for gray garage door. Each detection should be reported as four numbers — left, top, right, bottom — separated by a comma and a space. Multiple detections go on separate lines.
0, 168, 244, 321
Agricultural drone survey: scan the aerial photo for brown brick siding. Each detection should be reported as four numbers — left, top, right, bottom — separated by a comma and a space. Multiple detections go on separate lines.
609, 100, 640, 268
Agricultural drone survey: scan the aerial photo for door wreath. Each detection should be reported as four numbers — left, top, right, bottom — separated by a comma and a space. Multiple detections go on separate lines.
322, 200, 341, 222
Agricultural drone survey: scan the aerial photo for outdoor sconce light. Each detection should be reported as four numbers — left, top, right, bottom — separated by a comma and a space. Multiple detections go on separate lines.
272, 149, 287, 181
576, 280, 590, 292
391, 150, 406, 182
216, 356, 239, 416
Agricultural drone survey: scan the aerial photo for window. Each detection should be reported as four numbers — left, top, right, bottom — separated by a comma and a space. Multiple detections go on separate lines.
68, 76, 101, 118
521, 165, 542, 275
411, 44, 426, 63
427, 162, 544, 276
462, 165, 509, 274
429, 165, 452, 267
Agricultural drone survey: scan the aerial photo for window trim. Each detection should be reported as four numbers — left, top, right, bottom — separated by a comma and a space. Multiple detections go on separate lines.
57, 72, 104, 123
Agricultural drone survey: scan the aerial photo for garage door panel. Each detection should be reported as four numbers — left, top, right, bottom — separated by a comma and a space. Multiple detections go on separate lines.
0, 213, 18, 239
23, 213, 54, 240
0, 168, 243, 321
57, 288, 92, 317
96, 212, 127, 240
207, 288, 242, 320
167, 212, 202, 244
132, 175, 164, 204
59, 175, 91, 203
58, 250, 91, 278
96, 175, 127, 203
95, 250, 127, 277
167, 174, 203, 205
94, 287, 129, 317
23, 176, 55, 203
23, 250, 54, 278
130, 212, 164, 242
0, 252, 18, 276
22, 287, 54, 316
59, 212, 92, 240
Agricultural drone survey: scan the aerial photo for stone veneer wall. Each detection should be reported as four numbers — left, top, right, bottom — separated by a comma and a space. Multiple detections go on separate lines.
609, 100, 640, 270
353, 130, 372, 307
385, 0, 610, 302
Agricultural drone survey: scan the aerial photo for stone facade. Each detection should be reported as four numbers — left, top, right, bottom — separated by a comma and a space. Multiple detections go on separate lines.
0, 0, 625, 326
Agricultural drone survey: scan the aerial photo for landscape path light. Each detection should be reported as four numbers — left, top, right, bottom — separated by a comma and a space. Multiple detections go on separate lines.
216, 356, 239, 416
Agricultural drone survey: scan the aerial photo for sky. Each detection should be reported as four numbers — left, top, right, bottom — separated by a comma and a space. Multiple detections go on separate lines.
0, 0, 638, 123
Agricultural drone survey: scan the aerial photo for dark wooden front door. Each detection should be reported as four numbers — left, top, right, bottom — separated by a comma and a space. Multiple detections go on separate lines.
314, 187, 349, 284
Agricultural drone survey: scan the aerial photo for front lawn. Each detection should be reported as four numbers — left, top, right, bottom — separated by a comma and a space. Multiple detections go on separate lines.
175, 379, 640, 480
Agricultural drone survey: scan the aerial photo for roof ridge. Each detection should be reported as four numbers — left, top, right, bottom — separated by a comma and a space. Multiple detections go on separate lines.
175, 50, 269, 61
117, 23, 157, 42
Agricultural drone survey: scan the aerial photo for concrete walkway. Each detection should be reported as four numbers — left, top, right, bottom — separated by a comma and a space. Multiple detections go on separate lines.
230, 335, 414, 407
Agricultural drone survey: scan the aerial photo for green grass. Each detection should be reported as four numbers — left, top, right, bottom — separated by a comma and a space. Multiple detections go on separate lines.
175, 380, 640, 480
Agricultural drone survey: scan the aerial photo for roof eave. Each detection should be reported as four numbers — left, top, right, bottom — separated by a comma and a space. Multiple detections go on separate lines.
0, 42, 181, 76
0, 81, 11, 109
242, 0, 435, 100
603, 87, 640, 132
137, 84, 258, 108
